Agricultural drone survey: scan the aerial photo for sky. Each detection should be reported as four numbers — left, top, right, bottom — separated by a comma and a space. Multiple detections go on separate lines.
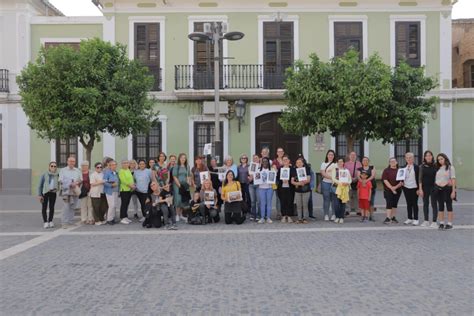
50, 0, 474, 18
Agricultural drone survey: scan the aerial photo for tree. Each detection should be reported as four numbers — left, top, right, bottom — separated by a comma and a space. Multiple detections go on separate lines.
279, 50, 438, 154
17, 38, 156, 163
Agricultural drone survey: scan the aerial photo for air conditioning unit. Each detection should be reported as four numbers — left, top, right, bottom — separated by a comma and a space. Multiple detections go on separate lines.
203, 101, 228, 115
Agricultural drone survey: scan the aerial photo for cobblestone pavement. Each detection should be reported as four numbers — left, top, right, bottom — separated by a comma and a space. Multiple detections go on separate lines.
0, 191, 473, 315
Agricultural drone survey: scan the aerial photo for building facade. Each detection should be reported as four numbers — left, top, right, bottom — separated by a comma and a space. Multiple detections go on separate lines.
452, 18, 474, 88
1, 0, 473, 194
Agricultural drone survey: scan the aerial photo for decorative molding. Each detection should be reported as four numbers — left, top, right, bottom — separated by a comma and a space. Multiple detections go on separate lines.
30, 16, 105, 24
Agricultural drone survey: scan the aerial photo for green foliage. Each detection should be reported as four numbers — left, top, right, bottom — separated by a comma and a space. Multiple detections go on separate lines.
17, 38, 156, 160
280, 50, 438, 150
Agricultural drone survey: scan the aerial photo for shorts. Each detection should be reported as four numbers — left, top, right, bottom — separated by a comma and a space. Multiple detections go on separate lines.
358, 199, 370, 210
384, 190, 401, 209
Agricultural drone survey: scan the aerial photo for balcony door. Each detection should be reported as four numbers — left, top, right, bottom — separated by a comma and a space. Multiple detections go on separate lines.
263, 22, 294, 89
193, 22, 223, 90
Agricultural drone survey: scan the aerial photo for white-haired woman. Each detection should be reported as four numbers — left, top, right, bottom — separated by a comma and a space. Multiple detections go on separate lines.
224, 155, 238, 178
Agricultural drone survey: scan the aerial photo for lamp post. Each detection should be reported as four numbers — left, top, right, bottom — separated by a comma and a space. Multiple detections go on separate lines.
188, 23, 244, 163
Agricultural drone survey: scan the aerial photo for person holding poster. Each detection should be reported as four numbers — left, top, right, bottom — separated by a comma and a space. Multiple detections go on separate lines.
277, 155, 294, 222
199, 179, 220, 223
191, 155, 208, 192
291, 156, 311, 224
331, 158, 352, 224
257, 157, 273, 224
238, 154, 251, 213
221, 171, 245, 225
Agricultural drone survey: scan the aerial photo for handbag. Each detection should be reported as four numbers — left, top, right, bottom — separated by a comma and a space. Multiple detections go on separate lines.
350, 162, 358, 190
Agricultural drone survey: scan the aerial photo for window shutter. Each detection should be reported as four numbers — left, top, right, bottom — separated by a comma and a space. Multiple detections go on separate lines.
134, 23, 161, 91
334, 22, 362, 59
396, 22, 420, 67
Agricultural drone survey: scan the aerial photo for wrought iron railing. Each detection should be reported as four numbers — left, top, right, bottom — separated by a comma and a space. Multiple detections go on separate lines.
0, 69, 9, 93
174, 64, 296, 90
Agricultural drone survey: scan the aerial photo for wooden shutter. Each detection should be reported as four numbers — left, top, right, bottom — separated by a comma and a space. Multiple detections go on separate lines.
263, 22, 294, 88
134, 23, 161, 91
395, 22, 420, 67
56, 138, 78, 168
334, 22, 362, 59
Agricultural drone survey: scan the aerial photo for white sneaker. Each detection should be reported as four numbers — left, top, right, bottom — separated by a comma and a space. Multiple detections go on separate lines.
412, 220, 420, 226
266, 218, 273, 224
180, 216, 188, 222
120, 218, 130, 225
430, 222, 439, 228
43, 222, 49, 229
334, 218, 340, 224
48, 222, 55, 228
95, 221, 103, 226
175, 215, 180, 222
287, 216, 293, 223
404, 219, 413, 225
324, 215, 329, 221
281, 217, 287, 223
330, 215, 336, 221
339, 218, 344, 224
101, 221, 107, 225
139, 217, 146, 223
420, 221, 430, 227
257, 218, 265, 224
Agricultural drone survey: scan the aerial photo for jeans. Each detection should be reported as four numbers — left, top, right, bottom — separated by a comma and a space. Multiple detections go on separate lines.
119, 191, 132, 219
41, 191, 56, 223
333, 196, 346, 219
275, 193, 281, 217
321, 181, 333, 217
403, 187, 419, 220
131, 193, 139, 215
160, 203, 176, 225
106, 192, 119, 222
294, 191, 310, 220
249, 184, 260, 218
61, 195, 78, 224
422, 186, 438, 221
259, 188, 273, 219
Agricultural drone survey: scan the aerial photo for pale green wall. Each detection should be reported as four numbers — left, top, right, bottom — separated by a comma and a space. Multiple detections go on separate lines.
453, 100, 474, 189
30, 133, 52, 195
30, 24, 103, 61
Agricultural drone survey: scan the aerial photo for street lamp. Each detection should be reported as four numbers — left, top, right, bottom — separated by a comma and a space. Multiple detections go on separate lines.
188, 22, 244, 163
235, 99, 246, 132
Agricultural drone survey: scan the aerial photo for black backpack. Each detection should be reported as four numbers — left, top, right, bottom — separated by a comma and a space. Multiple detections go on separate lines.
143, 205, 163, 228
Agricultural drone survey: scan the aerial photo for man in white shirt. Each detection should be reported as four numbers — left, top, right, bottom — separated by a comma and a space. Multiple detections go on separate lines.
59, 156, 82, 227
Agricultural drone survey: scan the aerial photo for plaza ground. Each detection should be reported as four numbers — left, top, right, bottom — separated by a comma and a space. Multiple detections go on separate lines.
0, 190, 473, 315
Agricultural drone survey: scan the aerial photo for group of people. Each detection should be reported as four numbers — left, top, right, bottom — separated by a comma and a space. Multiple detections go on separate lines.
37, 147, 457, 230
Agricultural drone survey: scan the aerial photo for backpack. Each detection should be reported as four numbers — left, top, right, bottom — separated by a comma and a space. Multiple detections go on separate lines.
143, 205, 163, 228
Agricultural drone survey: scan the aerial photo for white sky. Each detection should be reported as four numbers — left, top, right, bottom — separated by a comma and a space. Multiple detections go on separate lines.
50, 0, 474, 18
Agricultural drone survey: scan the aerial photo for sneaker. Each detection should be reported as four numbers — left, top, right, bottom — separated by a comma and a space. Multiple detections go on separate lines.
404, 219, 413, 225
106, 220, 115, 225
43, 222, 49, 229
171, 225, 178, 230
438, 224, 445, 230
257, 218, 265, 224
444, 224, 453, 230
134, 214, 139, 220
175, 215, 180, 222
139, 217, 146, 223
412, 220, 420, 226
287, 217, 293, 223
180, 216, 188, 222
48, 222, 55, 228
266, 218, 273, 224
391, 217, 399, 224
95, 221, 103, 226
309, 215, 316, 219
330, 215, 336, 221
383, 217, 391, 224
281, 217, 287, 223
339, 218, 344, 224
421, 221, 430, 227
334, 218, 340, 224
120, 218, 130, 225
430, 222, 439, 229
324, 215, 329, 221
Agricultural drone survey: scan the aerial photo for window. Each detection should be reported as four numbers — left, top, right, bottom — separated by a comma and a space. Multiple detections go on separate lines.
394, 131, 423, 166
56, 138, 78, 168
395, 22, 420, 67
334, 22, 363, 60
193, 22, 224, 90
335, 134, 364, 160
194, 122, 223, 162
135, 23, 161, 91
263, 21, 294, 89
133, 122, 162, 161
471, 64, 474, 88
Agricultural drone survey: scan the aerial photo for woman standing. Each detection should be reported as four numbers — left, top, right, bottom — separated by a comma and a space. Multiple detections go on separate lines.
248, 154, 261, 221
129, 159, 140, 220
103, 160, 119, 225
172, 153, 191, 222
237, 154, 251, 212
277, 155, 294, 223
153, 152, 168, 185
357, 157, 377, 221
273, 147, 285, 220
331, 158, 351, 224
221, 170, 245, 225
402, 152, 420, 226
191, 155, 208, 192
291, 157, 311, 224
320, 150, 337, 221
257, 157, 273, 224
90, 162, 107, 225
134, 159, 153, 221
37, 161, 59, 228
435, 153, 456, 230
79, 161, 94, 225
118, 160, 136, 224
419, 150, 438, 228
208, 157, 223, 209
224, 156, 238, 176
381, 158, 403, 224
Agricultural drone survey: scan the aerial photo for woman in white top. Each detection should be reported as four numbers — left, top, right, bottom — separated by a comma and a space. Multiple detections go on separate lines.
320, 150, 337, 221
257, 157, 274, 224
90, 162, 107, 225
435, 153, 456, 230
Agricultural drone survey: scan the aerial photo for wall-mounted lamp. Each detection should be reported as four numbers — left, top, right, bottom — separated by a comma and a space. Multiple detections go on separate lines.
235, 99, 246, 132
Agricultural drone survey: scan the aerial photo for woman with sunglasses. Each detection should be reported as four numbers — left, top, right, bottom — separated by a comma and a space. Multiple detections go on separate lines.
37, 161, 59, 228
90, 162, 108, 225
238, 154, 251, 213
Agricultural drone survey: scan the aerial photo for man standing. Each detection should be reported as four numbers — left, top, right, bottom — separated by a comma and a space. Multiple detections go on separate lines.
344, 152, 362, 215
59, 156, 82, 228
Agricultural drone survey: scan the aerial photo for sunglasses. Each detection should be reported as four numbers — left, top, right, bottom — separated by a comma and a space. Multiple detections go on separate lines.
50, 165, 57, 168
96, 166, 103, 169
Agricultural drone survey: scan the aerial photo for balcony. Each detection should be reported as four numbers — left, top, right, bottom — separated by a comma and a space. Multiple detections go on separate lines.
174, 64, 293, 100
0, 69, 9, 93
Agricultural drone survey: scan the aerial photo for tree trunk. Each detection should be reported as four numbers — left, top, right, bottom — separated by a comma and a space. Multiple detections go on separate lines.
79, 135, 95, 164
346, 135, 355, 159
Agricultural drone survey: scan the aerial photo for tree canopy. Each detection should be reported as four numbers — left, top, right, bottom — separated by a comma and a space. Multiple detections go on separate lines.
279, 50, 438, 154
17, 37, 157, 163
